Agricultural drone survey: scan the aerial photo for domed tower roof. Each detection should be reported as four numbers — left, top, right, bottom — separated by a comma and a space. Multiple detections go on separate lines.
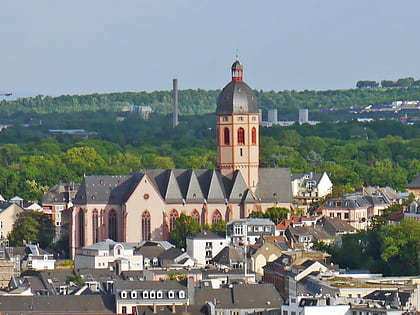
216, 60, 258, 115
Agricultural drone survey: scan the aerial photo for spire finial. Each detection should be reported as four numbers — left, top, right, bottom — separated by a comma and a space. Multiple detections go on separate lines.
235, 48, 239, 60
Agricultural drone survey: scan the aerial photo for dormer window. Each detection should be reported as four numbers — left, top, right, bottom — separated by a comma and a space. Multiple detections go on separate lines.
306, 180, 316, 192
168, 290, 175, 299
142, 290, 149, 299
157, 290, 163, 298
144, 258, 150, 266
179, 290, 185, 298
121, 290, 127, 298
150, 290, 155, 299
131, 291, 137, 299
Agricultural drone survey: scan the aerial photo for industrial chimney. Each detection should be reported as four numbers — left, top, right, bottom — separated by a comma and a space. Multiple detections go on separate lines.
172, 78, 179, 128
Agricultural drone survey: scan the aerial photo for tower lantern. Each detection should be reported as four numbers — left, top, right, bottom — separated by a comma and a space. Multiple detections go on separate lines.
231, 60, 243, 82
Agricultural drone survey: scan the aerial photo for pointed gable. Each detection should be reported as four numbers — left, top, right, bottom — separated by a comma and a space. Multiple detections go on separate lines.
195, 169, 228, 203
185, 170, 205, 203
205, 170, 227, 203
143, 169, 170, 197
164, 170, 183, 203
228, 171, 248, 203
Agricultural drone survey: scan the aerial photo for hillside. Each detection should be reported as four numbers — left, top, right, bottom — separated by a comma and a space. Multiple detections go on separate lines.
1, 86, 420, 117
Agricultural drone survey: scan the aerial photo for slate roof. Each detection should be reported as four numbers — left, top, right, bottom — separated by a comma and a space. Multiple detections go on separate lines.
0, 201, 14, 213
407, 173, 420, 188
254, 168, 293, 203
194, 283, 283, 309
0, 295, 114, 313
291, 172, 324, 183
287, 225, 334, 242
323, 196, 371, 209
42, 182, 80, 204
187, 230, 225, 240
320, 217, 357, 234
363, 290, 411, 307
211, 246, 245, 265
158, 247, 184, 260
114, 279, 187, 292
227, 218, 275, 226
73, 168, 293, 207
73, 174, 133, 204
81, 239, 138, 251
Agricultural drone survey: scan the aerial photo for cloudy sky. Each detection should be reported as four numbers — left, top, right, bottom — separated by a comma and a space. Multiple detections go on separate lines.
1, 0, 419, 97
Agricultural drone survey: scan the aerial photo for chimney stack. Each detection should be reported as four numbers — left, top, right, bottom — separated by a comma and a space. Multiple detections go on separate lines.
173, 78, 179, 128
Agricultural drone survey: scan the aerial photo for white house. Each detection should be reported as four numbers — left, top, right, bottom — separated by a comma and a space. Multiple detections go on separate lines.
23, 244, 56, 271
74, 239, 143, 273
291, 172, 333, 209
226, 218, 276, 246
186, 230, 227, 266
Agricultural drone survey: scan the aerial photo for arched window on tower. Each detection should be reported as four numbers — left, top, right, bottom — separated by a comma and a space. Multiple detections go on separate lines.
142, 211, 151, 241
92, 209, 99, 243
191, 210, 200, 225
169, 209, 179, 232
212, 210, 222, 225
237, 128, 245, 145
223, 127, 230, 145
78, 208, 85, 247
252, 127, 257, 145
108, 210, 117, 241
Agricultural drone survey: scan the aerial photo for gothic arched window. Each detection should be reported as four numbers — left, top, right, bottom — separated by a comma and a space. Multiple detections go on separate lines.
142, 211, 151, 241
252, 127, 257, 145
237, 128, 245, 145
169, 209, 179, 232
212, 210, 222, 225
108, 210, 117, 241
191, 210, 200, 225
78, 208, 85, 247
223, 127, 230, 145
92, 209, 99, 243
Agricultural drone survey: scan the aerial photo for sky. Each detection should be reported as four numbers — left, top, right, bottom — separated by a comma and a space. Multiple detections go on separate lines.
1, 1, 420, 98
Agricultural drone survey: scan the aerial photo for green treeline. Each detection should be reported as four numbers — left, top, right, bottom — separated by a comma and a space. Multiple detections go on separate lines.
0, 111, 418, 201
2, 85, 420, 116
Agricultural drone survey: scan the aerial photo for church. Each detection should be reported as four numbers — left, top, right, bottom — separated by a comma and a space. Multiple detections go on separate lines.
69, 60, 293, 258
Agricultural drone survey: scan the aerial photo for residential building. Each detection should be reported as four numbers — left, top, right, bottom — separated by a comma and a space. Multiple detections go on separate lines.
248, 235, 287, 276
13, 244, 56, 270
41, 182, 79, 239
317, 194, 392, 229
196, 283, 283, 315
406, 200, 420, 222
186, 230, 227, 266
74, 239, 143, 273
226, 218, 276, 246
0, 202, 25, 241
407, 174, 420, 198
291, 172, 333, 208
114, 279, 191, 314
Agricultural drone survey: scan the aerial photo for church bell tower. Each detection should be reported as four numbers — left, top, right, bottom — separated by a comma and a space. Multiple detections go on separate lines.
216, 60, 260, 190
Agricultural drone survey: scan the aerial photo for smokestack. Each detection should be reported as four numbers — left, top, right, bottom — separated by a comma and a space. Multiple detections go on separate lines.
173, 78, 179, 128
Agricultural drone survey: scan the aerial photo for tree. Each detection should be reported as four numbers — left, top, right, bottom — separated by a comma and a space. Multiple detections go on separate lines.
169, 214, 201, 249
265, 207, 290, 224
248, 211, 265, 219
8, 211, 55, 248
8, 215, 40, 246
380, 219, 420, 275
210, 220, 227, 232
356, 80, 379, 88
